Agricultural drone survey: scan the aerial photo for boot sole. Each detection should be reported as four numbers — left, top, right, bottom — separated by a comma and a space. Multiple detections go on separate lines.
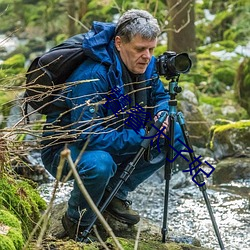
105, 210, 140, 225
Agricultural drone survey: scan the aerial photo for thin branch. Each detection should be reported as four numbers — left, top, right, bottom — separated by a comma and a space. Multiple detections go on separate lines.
68, 14, 90, 32
134, 220, 142, 250
62, 148, 124, 250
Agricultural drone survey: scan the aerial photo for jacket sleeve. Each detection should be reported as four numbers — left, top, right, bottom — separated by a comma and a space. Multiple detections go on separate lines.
65, 61, 146, 156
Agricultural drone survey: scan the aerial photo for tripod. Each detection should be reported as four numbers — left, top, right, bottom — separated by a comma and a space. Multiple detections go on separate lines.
161, 77, 225, 249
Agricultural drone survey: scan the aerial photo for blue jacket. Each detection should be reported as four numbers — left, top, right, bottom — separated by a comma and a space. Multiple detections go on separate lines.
44, 21, 170, 156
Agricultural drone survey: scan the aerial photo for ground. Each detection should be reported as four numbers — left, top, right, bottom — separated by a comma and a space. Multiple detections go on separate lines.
28, 202, 211, 250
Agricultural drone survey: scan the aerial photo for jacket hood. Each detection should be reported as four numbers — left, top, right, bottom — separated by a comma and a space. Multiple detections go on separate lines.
82, 21, 116, 65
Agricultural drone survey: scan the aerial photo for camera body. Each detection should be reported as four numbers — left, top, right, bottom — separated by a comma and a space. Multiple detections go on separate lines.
156, 51, 192, 79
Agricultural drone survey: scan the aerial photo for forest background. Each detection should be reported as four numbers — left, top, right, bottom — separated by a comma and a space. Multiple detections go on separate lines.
0, 0, 250, 125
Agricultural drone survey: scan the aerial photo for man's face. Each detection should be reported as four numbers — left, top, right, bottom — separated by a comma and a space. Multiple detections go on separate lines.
115, 35, 157, 74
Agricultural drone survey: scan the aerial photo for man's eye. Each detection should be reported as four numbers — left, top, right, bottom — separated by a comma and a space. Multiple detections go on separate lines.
136, 48, 144, 52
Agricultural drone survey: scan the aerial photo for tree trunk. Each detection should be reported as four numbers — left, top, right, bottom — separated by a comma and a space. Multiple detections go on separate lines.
167, 0, 196, 62
67, 0, 77, 36
78, 0, 88, 20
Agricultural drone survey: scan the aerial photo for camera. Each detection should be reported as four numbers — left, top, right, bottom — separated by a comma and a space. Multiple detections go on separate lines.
156, 51, 192, 79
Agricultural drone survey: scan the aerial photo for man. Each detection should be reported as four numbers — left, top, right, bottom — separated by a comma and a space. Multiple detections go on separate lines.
41, 9, 184, 241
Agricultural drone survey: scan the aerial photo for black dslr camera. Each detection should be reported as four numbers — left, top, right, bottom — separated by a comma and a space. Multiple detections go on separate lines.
156, 51, 192, 79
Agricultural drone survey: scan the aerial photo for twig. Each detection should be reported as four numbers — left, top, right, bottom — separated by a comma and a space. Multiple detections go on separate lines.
68, 14, 89, 31
93, 225, 110, 250
61, 148, 124, 250
134, 220, 142, 250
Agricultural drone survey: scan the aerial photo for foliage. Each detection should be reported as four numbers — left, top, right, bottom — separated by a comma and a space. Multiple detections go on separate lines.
197, 0, 250, 46
0, 54, 26, 88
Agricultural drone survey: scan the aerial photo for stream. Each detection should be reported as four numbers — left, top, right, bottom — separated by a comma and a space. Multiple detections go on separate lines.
38, 157, 250, 250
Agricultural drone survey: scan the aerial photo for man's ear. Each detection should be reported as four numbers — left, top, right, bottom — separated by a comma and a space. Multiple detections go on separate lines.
115, 36, 122, 51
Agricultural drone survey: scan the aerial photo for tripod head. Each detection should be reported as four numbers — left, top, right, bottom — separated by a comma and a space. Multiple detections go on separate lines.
168, 76, 182, 99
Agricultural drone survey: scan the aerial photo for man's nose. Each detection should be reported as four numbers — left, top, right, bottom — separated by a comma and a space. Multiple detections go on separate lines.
142, 49, 151, 59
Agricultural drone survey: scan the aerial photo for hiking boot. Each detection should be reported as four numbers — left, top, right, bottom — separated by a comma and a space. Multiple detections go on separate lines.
61, 213, 97, 243
105, 196, 140, 225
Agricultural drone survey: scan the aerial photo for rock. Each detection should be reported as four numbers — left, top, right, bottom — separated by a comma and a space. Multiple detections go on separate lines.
181, 89, 199, 105
44, 201, 212, 250
179, 100, 211, 148
221, 105, 237, 116
213, 157, 250, 184
209, 120, 250, 160
170, 171, 190, 189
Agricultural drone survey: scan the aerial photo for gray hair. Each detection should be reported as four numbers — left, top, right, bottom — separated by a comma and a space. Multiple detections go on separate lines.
115, 9, 160, 43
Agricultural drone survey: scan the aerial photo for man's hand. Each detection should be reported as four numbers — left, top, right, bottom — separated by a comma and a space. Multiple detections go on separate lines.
154, 111, 169, 137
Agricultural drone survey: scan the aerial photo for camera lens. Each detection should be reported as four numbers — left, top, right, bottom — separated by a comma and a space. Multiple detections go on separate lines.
156, 51, 192, 79
174, 53, 192, 73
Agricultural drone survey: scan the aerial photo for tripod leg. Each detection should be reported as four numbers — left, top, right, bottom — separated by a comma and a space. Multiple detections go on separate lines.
162, 113, 175, 243
177, 112, 225, 250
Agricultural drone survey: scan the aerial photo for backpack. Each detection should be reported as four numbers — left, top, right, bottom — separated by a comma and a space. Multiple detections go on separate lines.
24, 34, 87, 115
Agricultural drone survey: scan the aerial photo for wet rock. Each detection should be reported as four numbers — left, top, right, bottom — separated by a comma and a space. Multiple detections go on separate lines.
213, 157, 250, 184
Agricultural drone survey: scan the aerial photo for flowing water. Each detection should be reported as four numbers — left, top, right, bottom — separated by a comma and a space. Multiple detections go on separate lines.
38, 162, 250, 250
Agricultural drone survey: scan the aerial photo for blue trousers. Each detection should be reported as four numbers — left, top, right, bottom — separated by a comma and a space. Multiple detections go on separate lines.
41, 123, 184, 226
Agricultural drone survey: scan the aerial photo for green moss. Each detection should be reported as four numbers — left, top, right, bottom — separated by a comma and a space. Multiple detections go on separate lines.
105, 237, 206, 250
0, 175, 47, 239
213, 67, 235, 86
0, 54, 26, 86
199, 95, 224, 107
213, 120, 250, 133
0, 209, 24, 249
0, 235, 16, 250
7, 228, 24, 249
217, 40, 237, 51
1, 54, 25, 69
0, 209, 21, 229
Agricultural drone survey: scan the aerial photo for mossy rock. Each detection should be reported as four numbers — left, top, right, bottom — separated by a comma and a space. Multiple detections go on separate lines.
209, 120, 250, 160
106, 237, 210, 250
0, 174, 47, 239
199, 92, 248, 122
0, 209, 24, 250
213, 67, 235, 86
